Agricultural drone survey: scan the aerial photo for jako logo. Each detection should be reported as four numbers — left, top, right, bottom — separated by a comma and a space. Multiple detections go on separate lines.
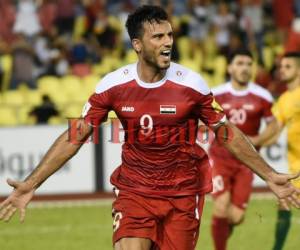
122, 106, 135, 112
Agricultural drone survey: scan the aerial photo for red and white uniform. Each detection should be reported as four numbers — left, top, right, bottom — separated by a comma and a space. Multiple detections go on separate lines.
209, 82, 274, 209
82, 62, 225, 249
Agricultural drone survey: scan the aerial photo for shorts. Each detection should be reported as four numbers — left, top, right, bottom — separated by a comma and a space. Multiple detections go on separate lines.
210, 157, 253, 210
112, 189, 205, 250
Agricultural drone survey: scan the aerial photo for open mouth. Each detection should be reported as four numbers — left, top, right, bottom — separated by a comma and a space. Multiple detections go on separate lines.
160, 50, 171, 59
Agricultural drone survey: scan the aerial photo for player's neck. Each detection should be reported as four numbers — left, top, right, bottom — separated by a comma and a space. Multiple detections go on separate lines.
137, 61, 166, 83
287, 79, 300, 91
230, 80, 249, 91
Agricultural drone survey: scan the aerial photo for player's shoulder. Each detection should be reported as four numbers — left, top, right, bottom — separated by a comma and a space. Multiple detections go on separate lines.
248, 82, 273, 102
167, 62, 210, 95
95, 63, 135, 94
211, 82, 230, 96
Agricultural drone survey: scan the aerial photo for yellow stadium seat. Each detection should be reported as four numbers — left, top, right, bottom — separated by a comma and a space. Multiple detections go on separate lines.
82, 74, 100, 95
37, 76, 60, 95
18, 104, 35, 125
124, 49, 138, 64
48, 116, 64, 125
0, 106, 18, 126
177, 36, 191, 60
60, 75, 82, 99
24, 90, 42, 106
263, 46, 274, 71
63, 104, 83, 118
214, 56, 227, 77
179, 58, 201, 73
2, 90, 25, 106
1, 54, 13, 91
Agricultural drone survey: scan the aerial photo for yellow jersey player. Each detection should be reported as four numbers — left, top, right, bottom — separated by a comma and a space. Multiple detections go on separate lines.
271, 52, 300, 250
257, 51, 300, 250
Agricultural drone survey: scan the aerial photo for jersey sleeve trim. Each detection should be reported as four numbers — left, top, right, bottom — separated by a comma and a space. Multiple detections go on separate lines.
95, 64, 135, 94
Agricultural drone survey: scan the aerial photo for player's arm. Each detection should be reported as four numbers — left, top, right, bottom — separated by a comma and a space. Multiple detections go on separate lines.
248, 118, 282, 147
213, 121, 300, 208
0, 119, 93, 223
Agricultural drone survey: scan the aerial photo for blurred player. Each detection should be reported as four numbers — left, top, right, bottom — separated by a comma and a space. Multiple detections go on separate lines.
261, 52, 300, 250
1, 6, 300, 250
209, 49, 278, 250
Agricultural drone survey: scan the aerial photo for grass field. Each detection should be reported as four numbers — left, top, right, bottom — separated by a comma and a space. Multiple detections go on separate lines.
0, 195, 299, 250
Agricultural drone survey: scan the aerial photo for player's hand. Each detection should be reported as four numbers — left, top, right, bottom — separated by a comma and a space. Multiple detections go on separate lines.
0, 179, 35, 223
266, 172, 300, 209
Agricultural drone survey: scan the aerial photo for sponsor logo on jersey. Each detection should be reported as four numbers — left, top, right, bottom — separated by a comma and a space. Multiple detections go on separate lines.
160, 105, 176, 114
243, 104, 254, 110
121, 106, 135, 112
222, 103, 231, 109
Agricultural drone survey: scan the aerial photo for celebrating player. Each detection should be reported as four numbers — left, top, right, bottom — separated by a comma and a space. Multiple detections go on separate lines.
208, 49, 279, 250
1, 6, 300, 250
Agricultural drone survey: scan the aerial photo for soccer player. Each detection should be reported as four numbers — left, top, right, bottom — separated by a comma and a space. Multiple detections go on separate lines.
0, 6, 299, 250
266, 52, 300, 250
208, 49, 279, 250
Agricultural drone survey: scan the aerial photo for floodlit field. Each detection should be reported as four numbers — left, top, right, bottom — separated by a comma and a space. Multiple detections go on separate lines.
0, 195, 299, 250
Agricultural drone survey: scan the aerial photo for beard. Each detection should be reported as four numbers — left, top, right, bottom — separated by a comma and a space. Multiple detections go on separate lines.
142, 49, 171, 70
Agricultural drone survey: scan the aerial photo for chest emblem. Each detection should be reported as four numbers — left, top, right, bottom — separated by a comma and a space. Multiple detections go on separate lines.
160, 105, 176, 114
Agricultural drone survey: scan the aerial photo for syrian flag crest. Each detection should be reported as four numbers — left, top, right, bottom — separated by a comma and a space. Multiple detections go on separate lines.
160, 105, 176, 114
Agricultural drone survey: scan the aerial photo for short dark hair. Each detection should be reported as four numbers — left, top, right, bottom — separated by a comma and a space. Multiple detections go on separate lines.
283, 51, 300, 59
228, 49, 253, 64
125, 5, 169, 40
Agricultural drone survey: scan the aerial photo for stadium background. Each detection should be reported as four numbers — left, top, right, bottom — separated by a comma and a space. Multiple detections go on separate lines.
0, 0, 299, 250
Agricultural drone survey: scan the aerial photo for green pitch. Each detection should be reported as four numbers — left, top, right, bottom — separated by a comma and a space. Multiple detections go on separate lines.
0, 196, 299, 250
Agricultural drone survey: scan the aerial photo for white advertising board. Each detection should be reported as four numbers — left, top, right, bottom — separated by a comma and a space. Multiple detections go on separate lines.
0, 125, 95, 195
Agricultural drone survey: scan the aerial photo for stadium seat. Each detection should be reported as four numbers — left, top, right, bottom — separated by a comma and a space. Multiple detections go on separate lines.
82, 74, 100, 95
37, 76, 61, 95
214, 56, 227, 78
179, 58, 201, 73
24, 90, 42, 106
124, 49, 138, 64
63, 104, 83, 118
2, 90, 25, 106
0, 106, 18, 126
177, 36, 191, 60
0, 54, 13, 91
263, 46, 274, 70
18, 104, 35, 125
60, 75, 82, 98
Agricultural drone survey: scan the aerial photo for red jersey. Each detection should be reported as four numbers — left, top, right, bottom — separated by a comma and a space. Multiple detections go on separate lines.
209, 82, 274, 166
82, 62, 225, 196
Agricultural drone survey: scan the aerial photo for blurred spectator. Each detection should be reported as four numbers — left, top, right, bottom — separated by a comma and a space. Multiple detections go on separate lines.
10, 36, 36, 89
44, 41, 70, 77
285, 18, 300, 52
188, 0, 215, 46
239, 0, 264, 63
29, 94, 59, 124
117, 1, 134, 50
13, 0, 41, 38
93, 10, 118, 54
56, 0, 75, 36
272, 0, 294, 42
0, 0, 16, 43
85, 0, 107, 34
212, 1, 235, 53
38, 0, 58, 35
